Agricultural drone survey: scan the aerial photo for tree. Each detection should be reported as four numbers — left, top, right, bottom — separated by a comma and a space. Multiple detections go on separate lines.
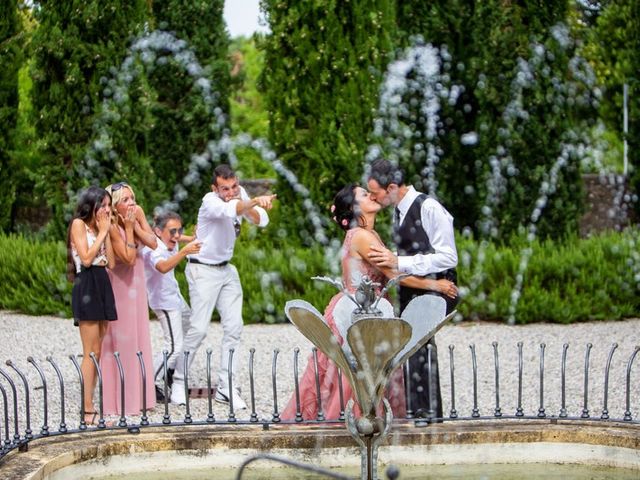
229, 37, 269, 140
392, 0, 598, 240
30, 0, 149, 238
582, 0, 640, 213
143, 0, 231, 220
228, 36, 275, 179
259, 0, 397, 244
0, 1, 22, 231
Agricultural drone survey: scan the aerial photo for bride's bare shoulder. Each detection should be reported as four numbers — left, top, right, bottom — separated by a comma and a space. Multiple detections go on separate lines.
350, 228, 379, 253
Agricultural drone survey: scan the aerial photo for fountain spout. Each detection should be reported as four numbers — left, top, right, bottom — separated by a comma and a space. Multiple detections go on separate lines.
285, 276, 455, 479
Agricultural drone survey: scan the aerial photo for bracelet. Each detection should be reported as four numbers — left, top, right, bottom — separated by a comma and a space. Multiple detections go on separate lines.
126, 242, 136, 248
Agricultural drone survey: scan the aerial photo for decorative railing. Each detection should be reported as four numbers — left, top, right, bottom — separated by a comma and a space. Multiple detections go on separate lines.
0, 342, 639, 461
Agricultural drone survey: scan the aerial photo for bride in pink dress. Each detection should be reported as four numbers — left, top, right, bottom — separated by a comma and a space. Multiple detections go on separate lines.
281, 183, 458, 421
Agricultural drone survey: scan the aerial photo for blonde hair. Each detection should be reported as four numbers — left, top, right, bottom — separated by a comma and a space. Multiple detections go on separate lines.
105, 183, 135, 208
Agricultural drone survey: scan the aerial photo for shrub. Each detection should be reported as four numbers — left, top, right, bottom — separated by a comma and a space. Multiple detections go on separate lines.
1, 229, 638, 324
457, 230, 640, 323
0, 234, 71, 316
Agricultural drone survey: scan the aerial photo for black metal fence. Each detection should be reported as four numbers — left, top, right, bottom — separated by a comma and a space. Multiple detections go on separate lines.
1, 342, 639, 461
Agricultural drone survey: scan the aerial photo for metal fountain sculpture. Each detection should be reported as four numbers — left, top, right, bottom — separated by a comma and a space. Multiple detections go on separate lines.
285, 275, 455, 480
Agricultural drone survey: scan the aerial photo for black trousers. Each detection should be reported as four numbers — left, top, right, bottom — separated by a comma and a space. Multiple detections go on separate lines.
400, 286, 459, 420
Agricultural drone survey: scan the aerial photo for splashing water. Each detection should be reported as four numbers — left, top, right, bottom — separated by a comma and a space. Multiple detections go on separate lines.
72, 30, 342, 312
479, 24, 599, 238
78, 30, 331, 247
365, 40, 461, 196
465, 24, 603, 322
75, 25, 630, 324
363, 24, 621, 323
506, 142, 575, 324
79, 30, 226, 186
161, 132, 331, 246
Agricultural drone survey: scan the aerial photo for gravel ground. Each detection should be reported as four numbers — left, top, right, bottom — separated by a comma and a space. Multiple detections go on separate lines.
1, 310, 639, 432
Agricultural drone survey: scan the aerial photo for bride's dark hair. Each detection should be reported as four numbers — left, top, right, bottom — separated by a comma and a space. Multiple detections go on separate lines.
331, 183, 365, 232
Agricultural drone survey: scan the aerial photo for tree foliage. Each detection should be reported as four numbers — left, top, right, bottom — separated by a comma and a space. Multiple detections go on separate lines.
3, 0, 637, 246
144, 0, 230, 219
581, 0, 640, 213
30, 0, 149, 237
259, 0, 397, 243
391, 0, 598, 241
28, 1, 233, 235
0, 1, 23, 231
228, 36, 275, 179
229, 37, 269, 139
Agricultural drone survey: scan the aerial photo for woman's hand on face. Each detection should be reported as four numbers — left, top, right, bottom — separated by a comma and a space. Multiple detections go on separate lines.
134, 205, 146, 222
96, 210, 111, 234
122, 206, 136, 228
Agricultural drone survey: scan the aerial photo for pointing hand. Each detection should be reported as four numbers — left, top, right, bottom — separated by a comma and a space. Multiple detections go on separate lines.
255, 194, 277, 210
183, 239, 202, 256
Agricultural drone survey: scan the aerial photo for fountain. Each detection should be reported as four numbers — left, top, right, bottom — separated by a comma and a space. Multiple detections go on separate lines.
285, 276, 455, 480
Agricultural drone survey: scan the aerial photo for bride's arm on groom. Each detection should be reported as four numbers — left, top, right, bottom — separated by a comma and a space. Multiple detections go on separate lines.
351, 229, 458, 299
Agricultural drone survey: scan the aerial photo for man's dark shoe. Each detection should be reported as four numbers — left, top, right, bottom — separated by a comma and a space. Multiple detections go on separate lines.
414, 408, 444, 424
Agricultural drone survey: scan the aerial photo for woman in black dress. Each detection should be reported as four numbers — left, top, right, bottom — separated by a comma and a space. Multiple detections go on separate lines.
67, 186, 118, 425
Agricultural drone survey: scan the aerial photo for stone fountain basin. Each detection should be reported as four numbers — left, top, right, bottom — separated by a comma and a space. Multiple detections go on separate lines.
2, 420, 639, 479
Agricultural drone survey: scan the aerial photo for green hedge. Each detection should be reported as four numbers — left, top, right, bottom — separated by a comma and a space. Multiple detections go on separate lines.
1, 230, 638, 323
457, 231, 640, 323
0, 233, 71, 316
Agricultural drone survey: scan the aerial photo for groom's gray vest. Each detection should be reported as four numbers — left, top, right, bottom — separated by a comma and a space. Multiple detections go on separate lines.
394, 193, 457, 312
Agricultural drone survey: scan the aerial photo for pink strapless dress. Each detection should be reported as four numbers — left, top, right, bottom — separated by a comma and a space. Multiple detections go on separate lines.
100, 230, 156, 415
281, 228, 406, 420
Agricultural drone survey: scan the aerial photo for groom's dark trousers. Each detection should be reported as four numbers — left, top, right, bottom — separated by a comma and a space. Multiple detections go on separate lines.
395, 194, 459, 420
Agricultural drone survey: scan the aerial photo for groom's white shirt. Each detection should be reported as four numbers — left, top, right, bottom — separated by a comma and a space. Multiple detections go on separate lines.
395, 186, 458, 276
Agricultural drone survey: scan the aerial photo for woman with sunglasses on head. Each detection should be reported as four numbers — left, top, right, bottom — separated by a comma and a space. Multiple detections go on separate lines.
142, 211, 201, 402
100, 182, 157, 416
67, 186, 117, 426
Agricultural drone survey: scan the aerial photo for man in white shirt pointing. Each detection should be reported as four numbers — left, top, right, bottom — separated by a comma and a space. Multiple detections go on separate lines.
171, 164, 276, 408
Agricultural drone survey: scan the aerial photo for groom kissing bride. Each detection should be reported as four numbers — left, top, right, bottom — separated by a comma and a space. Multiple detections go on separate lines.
367, 158, 459, 421
280, 164, 458, 421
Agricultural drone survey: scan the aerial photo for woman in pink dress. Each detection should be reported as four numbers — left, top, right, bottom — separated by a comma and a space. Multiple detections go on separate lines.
281, 183, 458, 421
101, 182, 157, 415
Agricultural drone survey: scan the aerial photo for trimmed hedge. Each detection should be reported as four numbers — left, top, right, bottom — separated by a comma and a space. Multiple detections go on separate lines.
1, 229, 638, 323
0, 233, 70, 316
458, 231, 640, 323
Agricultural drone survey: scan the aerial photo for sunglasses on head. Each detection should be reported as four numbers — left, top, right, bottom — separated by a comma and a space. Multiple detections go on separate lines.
168, 227, 184, 236
110, 181, 129, 192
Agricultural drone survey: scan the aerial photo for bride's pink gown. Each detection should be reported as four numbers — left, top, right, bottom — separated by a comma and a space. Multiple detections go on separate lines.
100, 230, 156, 415
281, 228, 406, 421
